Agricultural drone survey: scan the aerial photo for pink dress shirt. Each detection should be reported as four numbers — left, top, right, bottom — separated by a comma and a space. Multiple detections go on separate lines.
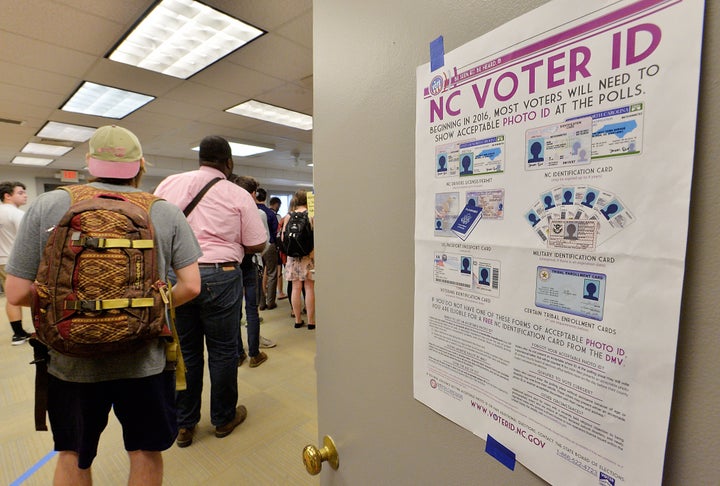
154, 166, 267, 263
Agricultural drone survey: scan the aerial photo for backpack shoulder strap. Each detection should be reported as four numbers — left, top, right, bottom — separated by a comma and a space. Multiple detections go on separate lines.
60, 184, 99, 203
60, 185, 159, 212
122, 191, 161, 213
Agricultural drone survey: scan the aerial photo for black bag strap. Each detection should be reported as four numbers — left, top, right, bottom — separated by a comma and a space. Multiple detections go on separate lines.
29, 337, 50, 431
183, 177, 222, 217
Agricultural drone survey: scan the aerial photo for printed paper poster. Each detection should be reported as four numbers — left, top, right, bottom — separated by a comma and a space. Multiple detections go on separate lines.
414, 1, 705, 485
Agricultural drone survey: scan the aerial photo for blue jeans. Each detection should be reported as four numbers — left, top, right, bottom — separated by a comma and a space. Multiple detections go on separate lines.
238, 259, 260, 358
171, 265, 242, 428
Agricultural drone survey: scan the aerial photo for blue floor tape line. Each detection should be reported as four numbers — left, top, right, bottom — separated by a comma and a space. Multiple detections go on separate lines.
11, 450, 57, 486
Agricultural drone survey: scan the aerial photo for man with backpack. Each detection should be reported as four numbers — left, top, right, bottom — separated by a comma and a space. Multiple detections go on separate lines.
4, 125, 202, 486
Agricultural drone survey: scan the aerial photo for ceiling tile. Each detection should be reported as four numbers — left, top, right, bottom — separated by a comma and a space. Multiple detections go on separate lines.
0, 0, 129, 55
275, 10, 313, 49
227, 33, 312, 83
256, 82, 313, 113
0, 31, 97, 76
210, 0, 311, 31
192, 62, 285, 99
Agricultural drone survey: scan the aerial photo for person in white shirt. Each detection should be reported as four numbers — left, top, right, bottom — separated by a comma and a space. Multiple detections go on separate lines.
0, 181, 30, 345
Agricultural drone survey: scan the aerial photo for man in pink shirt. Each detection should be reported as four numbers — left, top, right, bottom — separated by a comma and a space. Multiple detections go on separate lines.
154, 136, 267, 447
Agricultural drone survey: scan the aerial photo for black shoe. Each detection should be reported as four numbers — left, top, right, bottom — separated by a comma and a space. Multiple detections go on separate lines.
258, 304, 267, 311
307, 324, 316, 330
11, 334, 29, 346
294, 321, 305, 328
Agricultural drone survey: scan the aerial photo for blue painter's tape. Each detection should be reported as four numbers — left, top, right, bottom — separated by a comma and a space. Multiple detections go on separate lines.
11, 450, 57, 485
486, 434, 516, 471
430, 35, 445, 72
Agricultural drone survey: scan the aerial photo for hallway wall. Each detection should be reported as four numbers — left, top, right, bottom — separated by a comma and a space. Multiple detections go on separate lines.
314, 1, 718, 484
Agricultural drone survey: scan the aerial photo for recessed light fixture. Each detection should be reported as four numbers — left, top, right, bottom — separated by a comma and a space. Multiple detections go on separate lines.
21, 143, 73, 157
191, 140, 273, 157
61, 82, 154, 119
295, 183, 314, 187
12, 156, 54, 166
108, 0, 265, 79
226, 100, 313, 130
37, 121, 96, 142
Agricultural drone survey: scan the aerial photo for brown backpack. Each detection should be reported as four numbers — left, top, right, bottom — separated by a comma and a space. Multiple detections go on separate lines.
32, 185, 171, 358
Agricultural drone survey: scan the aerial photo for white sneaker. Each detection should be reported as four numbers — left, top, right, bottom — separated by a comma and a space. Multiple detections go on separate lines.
259, 336, 276, 348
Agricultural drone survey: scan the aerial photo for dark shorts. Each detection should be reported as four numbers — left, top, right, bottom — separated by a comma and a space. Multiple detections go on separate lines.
48, 371, 177, 469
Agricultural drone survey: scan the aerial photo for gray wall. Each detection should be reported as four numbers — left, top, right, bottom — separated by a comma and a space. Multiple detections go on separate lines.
314, 0, 718, 484
665, 0, 720, 482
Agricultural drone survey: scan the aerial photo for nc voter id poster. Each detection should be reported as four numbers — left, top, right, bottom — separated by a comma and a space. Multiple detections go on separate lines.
413, 1, 705, 485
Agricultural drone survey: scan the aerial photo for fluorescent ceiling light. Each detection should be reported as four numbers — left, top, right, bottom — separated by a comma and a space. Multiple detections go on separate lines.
295, 183, 314, 187
12, 156, 54, 166
226, 100, 313, 130
37, 121, 96, 142
61, 82, 154, 119
109, 0, 265, 79
191, 141, 273, 157
22, 143, 73, 157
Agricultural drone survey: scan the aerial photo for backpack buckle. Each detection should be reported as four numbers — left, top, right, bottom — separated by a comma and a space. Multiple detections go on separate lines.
70, 232, 100, 249
82, 237, 101, 249
65, 300, 100, 312
79, 300, 100, 312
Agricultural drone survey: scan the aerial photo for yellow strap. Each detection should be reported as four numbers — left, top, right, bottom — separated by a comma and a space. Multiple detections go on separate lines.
164, 282, 187, 391
65, 298, 154, 311
101, 238, 154, 249
74, 237, 154, 249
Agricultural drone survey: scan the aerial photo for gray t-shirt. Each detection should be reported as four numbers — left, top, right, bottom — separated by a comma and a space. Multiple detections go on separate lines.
6, 183, 202, 382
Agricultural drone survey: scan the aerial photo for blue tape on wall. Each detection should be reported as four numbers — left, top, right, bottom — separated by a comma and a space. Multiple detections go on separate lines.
430, 36, 445, 71
486, 434, 516, 471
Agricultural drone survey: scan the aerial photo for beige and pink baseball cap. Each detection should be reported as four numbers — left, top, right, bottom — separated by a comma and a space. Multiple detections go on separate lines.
87, 125, 142, 178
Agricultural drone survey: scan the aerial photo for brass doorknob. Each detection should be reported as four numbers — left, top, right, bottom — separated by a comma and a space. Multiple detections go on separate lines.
302, 435, 339, 475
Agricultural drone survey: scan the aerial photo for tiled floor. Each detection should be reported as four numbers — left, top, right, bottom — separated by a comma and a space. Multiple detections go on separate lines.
0, 295, 319, 485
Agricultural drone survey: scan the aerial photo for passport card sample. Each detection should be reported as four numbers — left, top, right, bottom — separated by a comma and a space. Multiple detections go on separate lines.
465, 189, 504, 220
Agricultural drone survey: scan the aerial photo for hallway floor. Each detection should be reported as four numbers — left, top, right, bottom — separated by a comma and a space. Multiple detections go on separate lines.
0, 295, 319, 485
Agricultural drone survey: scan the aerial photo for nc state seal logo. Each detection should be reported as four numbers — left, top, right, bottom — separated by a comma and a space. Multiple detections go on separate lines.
429, 73, 447, 96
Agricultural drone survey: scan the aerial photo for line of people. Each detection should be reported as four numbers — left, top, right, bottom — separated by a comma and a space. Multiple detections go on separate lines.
3, 127, 316, 485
